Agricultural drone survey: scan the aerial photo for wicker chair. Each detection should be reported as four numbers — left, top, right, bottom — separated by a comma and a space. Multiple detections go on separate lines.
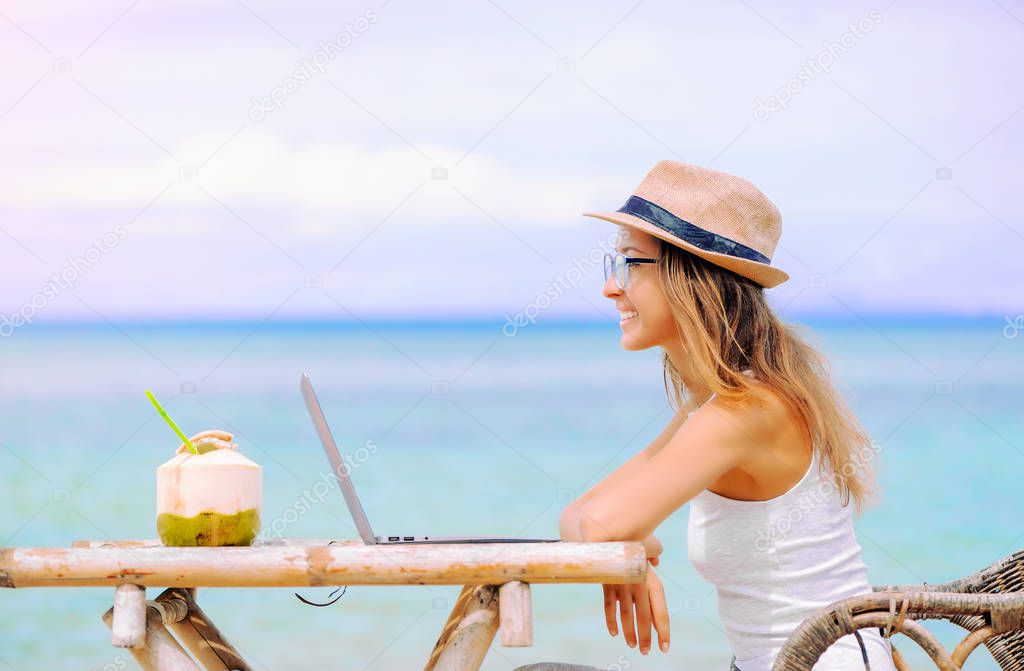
512, 549, 1024, 671
772, 548, 1024, 670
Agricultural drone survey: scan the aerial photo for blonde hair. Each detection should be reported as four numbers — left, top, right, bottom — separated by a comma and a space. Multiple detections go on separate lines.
651, 236, 880, 516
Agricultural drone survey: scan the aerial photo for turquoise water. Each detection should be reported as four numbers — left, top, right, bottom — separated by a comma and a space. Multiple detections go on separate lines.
1, 317, 1021, 670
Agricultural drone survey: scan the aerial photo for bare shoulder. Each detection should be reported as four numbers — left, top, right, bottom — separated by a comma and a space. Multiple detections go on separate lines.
698, 380, 811, 499
701, 380, 794, 442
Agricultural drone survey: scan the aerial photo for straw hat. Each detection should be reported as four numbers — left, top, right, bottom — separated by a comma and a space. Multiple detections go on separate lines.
583, 160, 789, 288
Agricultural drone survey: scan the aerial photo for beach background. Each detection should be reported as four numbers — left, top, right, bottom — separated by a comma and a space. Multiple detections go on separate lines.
2, 0, 1023, 668
2, 318, 1022, 670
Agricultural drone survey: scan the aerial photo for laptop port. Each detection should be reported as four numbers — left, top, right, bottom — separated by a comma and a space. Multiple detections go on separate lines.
403, 536, 414, 541
388, 536, 400, 541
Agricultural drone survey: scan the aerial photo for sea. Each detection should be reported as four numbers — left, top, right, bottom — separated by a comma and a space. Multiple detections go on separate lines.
1, 316, 1021, 670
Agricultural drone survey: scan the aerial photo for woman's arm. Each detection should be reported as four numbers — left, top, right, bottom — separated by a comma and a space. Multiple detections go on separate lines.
560, 409, 686, 657
559, 407, 689, 541
577, 395, 779, 543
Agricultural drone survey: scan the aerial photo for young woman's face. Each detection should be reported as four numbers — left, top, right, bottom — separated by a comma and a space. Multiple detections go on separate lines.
603, 227, 677, 351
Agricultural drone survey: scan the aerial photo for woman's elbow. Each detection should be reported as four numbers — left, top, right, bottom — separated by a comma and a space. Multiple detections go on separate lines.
576, 507, 622, 543
558, 504, 583, 541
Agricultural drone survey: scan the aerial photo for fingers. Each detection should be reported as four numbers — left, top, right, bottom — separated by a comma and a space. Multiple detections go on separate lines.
617, 586, 637, 649
632, 582, 653, 654
603, 584, 618, 637
648, 572, 671, 653
607, 575, 670, 655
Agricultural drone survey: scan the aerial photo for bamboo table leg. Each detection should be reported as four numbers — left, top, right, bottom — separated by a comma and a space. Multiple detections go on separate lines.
103, 603, 199, 671
425, 585, 475, 671
104, 586, 251, 671
157, 589, 252, 671
425, 584, 500, 671
499, 581, 532, 647
111, 584, 147, 648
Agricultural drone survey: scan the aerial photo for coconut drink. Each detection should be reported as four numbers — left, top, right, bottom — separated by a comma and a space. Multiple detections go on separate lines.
156, 429, 262, 546
145, 390, 263, 547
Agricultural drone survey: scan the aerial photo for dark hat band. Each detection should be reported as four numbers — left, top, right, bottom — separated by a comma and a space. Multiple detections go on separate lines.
616, 195, 771, 265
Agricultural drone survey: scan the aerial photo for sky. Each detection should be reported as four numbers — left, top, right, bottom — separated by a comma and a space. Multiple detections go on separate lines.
1, 0, 1022, 325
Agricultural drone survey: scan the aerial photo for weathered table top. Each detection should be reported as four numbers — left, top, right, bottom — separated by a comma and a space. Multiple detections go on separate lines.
1, 538, 647, 588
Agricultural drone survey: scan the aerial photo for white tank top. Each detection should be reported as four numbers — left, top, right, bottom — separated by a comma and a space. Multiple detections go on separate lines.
686, 374, 896, 671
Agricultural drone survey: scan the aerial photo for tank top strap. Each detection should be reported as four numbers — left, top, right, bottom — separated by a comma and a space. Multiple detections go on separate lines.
692, 369, 753, 414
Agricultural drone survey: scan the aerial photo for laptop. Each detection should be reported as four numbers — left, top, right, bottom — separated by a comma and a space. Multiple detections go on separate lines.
300, 372, 561, 545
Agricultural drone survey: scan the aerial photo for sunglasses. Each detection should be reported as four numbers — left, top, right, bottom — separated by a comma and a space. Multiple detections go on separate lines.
603, 252, 657, 290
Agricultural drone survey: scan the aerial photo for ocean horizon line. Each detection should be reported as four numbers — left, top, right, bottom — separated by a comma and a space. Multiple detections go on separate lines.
9, 310, 1017, 331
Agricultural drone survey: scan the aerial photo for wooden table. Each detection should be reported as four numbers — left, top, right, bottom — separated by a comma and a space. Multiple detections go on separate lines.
1, 538, 647, 670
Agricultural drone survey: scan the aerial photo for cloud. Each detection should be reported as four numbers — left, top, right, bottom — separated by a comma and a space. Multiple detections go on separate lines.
0, 127, 609, 231
0, 0, 1020, 319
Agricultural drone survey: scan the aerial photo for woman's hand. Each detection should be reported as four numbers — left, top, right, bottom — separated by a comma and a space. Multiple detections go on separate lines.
643, 534, 663, 566
560, 504, 670, 653
602, 568, 670, 654
602, 534, 669, 654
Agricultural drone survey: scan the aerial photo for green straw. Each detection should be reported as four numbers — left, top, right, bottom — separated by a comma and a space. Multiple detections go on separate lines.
146, 389, 197, 454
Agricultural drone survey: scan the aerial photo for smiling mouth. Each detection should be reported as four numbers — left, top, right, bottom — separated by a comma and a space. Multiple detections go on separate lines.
619, 309, 639, 324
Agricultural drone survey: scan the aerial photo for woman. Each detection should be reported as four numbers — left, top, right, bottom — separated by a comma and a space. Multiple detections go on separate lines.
556, 160, 897, 670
